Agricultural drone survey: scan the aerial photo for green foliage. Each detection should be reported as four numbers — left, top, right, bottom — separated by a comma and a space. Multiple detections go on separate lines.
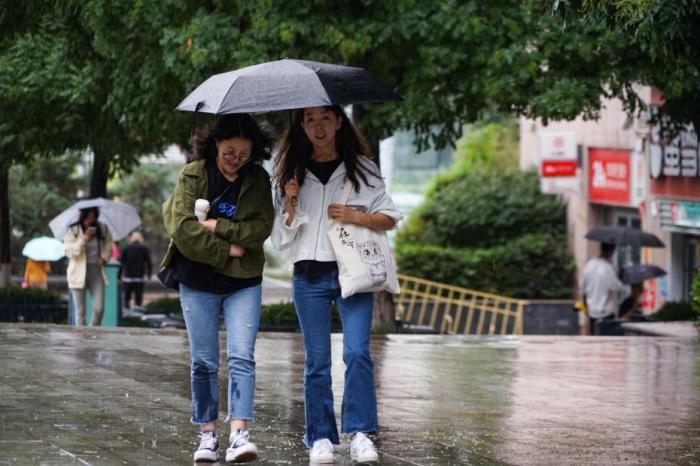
110, 162, 183, 265
692, 273, 700, 320
652, 301, 696, 322
144, 297, 181, 315
420, 170, 566, 249
8, 152, 85, 273
396, 233, 575, 299
0, 286, 61, 305
259, 302, 298, 328
431, 120, 520, 190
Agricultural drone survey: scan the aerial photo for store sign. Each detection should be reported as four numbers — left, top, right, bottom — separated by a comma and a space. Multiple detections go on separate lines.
539, 132, 576, 177
648, 110, 698, 179
588, 148, 631, 205
660, 200, 700, 229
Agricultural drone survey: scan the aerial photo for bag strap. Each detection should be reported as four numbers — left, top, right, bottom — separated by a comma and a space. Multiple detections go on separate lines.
339, 178, 353, 206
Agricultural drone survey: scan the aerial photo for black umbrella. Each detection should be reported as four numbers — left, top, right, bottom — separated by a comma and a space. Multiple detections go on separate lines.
584, 226, 665, 248
622, 264, 667, 284
177, 59, 402, 115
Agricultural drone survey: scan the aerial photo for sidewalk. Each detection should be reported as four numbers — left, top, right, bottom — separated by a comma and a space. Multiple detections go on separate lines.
0, 324, 698, 465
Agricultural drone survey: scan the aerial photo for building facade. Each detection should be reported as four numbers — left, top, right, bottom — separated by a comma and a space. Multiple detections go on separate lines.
520, 87, 699, 312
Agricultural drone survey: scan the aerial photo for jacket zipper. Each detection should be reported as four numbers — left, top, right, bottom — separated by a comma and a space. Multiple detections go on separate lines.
313, 184, 326, 260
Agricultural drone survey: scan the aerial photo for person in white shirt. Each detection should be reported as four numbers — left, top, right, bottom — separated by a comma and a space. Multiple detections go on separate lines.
580, 242, 630, 334
271, 105, 402, 464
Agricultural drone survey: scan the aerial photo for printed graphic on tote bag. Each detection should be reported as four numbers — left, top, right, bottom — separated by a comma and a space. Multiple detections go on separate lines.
358, 240, 387, 285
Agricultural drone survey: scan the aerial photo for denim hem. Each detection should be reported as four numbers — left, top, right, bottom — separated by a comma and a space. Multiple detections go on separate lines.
224, 415, 254, 423
341, 426, 379, 437
191, 417, 218, 425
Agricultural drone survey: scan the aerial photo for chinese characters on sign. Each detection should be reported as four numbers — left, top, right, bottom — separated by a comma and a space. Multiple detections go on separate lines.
648, 111, 699, 179
588, 148, 631, 205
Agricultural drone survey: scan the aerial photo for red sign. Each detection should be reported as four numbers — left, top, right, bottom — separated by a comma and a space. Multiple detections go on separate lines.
642, 278, 656, 312
541, 160, 577, 177
588, 148, 631, 205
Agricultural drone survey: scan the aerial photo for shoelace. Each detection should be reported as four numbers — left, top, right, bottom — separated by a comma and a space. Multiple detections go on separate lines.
198, 433, 217, 451
353, 434, 374, 454
312, 439, 333, 455
230, 430, 250, 448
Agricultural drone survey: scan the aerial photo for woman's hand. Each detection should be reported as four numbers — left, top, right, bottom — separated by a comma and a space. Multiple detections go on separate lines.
229, 243, 246, 258
328, 204, 362, 224
201, 219, 217, 233
284, 178, 299, 200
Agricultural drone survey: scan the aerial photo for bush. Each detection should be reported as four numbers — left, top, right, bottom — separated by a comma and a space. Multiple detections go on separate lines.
259, 302, 298, 327
418, 170, 567, 249
396, 232, 575, 299
652, 301, 696, 321
0, 286, 66, 323
692, 273, 700, 320
0, 286, 62, 306
145, 297, 182, 315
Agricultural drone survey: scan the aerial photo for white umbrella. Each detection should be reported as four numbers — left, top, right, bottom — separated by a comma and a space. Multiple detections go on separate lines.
22, 236, 65, 261
49, 198, 141, 241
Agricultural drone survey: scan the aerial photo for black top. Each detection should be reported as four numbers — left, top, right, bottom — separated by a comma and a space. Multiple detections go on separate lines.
119, 242, 152, 279
172, 160, 262, 294
308, 158, 342, 185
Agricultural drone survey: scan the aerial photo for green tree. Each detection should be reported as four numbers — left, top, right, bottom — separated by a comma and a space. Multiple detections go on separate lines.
397, 170, 575, 299
110, 162, 183, 268
544, 0, 700, 132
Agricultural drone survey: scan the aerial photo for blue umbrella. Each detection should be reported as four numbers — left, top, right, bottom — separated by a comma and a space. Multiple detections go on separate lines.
22, 236, 65, 261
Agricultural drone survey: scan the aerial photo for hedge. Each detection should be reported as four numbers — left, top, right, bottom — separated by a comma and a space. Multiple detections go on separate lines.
396, 232, 575, 299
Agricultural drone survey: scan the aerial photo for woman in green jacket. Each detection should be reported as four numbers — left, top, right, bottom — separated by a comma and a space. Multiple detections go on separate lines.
161, 114, 273, 463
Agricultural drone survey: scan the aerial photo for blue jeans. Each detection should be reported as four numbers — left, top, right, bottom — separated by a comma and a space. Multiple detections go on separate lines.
293, 269, 378, 447
180, 283, 261, 424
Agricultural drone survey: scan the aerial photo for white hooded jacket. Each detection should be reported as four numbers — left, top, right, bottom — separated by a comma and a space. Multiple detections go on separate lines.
271, 158, 402, 264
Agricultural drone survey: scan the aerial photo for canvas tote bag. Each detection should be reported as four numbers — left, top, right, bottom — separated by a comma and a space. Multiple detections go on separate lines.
327, 180, 400, 298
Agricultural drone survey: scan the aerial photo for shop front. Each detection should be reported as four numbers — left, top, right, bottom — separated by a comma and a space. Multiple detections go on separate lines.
647, 121, 700, 303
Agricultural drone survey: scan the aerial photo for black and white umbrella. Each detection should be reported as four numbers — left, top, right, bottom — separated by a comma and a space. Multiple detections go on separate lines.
622, 264, 667, 285
584, 226, 665, 248
49, 198, 141, 241
176, 59, 402, 114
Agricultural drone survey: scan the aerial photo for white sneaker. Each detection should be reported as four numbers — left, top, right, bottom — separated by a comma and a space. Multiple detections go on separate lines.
225, 429, 258, 463
350, 432, 378, 463
194, 431, 218, 462
309, 438, 334, 463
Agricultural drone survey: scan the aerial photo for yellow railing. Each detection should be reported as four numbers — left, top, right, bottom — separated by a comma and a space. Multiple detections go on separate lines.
395, 274, 527, 335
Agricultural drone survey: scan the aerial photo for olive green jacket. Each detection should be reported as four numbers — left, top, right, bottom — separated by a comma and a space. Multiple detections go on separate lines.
161, 159, 274, 278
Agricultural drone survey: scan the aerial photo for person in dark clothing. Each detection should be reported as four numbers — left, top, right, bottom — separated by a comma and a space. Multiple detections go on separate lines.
119, 231, 152, 310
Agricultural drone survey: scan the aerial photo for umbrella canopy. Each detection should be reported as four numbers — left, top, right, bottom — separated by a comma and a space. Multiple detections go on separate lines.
22, 236, 65, 261
622, 264, 667, 285
584, 226, 665, 248
49, 198, 141, 241
176, 59, 402, 114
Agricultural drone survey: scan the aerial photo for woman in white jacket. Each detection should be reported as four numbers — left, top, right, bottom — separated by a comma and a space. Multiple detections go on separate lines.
64, 207, 113, 326
272, 105, 401, 464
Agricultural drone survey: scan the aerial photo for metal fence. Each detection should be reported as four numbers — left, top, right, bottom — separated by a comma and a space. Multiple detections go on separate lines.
395, 274, 527, 335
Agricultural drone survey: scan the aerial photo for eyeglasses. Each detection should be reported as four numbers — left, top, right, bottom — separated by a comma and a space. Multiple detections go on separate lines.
222, 152, 251, 162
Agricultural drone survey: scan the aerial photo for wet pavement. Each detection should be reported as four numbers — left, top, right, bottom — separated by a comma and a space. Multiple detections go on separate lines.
0, 324, 698, 465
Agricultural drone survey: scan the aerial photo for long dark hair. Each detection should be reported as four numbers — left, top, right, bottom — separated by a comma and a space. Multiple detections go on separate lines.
70, 207, 103, 240
274, 105, 378, 195
189, 114, 272, 164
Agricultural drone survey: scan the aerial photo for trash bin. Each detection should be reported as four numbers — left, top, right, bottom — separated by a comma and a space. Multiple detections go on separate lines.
68, 260, 122, 326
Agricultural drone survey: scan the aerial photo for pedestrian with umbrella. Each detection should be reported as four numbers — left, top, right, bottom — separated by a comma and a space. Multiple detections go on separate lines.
178, 58, 401, 463
581, 227, 665, 334
160, 113, 274, 463
271, 105, 402, 464
63, 206, 113, 326
21, 236, 65, 289
618, 264, 667, 320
